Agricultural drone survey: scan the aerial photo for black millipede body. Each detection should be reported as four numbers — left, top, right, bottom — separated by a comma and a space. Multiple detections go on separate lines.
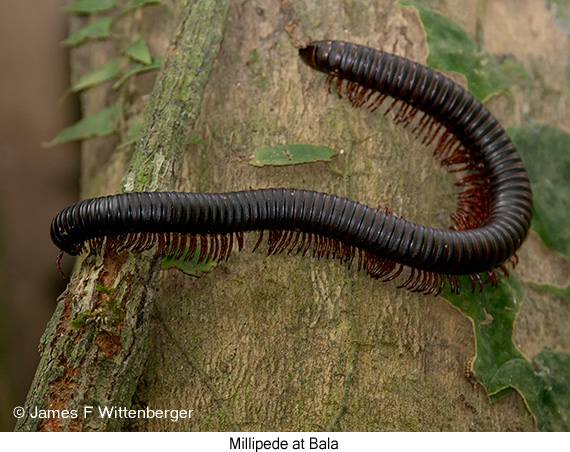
50, 40, 533, 295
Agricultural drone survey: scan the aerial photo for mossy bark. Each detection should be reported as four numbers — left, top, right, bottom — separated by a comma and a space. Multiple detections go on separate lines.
15, 0, 229, 431
19, 0, 570, 431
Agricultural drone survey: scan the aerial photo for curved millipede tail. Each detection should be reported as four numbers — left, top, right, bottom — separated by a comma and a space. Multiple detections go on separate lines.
50, 40, 532, 296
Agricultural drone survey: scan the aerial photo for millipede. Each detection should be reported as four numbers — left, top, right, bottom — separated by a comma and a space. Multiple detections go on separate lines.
50, 40, 533, 296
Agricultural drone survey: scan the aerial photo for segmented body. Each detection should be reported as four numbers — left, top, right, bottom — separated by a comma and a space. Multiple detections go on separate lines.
50, 40, 533, 295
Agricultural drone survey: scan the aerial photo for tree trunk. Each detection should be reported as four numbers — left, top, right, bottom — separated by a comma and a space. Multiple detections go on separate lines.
15, 0, 229, 431
18, 0, 569, 431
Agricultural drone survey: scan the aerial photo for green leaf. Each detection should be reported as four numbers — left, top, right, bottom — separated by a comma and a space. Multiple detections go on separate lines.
112, 57, 163, 89
47, 104, 121, 146
489, 351, 570, 431
72, 58, 121, 92
250, 144, 338, 167
440, 274, 525, 396
117, 122, 143, 149
64, 17, 113, 46
527, 281, 570, 303
161, 245, 216, 276
395, 0, 570, 433
400, 1, 514, 100
69, 310, 98, 329
126, 122, 142, 140
95, 284, 116, 295
188, 135, 204, 145
441, 274, 570, 430
507, 125, 570, 259
124, 38, 152, 65
124, 0, 160, 12
498, 57, 533, 88
548, 0, 570, 30
65, 0, 117, 14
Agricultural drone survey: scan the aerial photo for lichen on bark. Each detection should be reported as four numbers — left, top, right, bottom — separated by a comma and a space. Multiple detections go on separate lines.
15, 0, 229, 431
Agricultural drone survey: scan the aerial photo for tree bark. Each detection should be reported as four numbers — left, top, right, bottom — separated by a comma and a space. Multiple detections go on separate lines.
18, 0, 569, 431
15, 0, 229, 431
